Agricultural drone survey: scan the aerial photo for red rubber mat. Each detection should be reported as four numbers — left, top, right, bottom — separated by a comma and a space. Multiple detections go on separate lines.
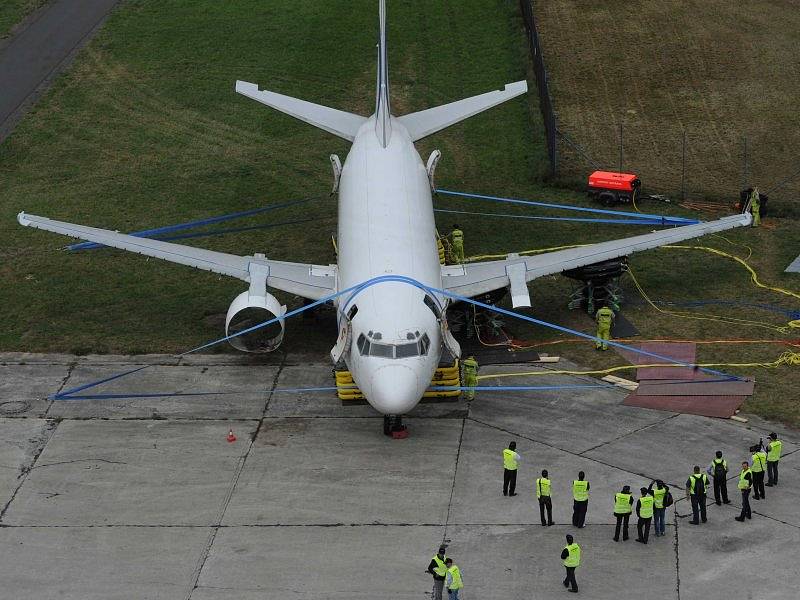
615, 342, 700, 380
623, 393, 746, 418
635, 378, 755, 396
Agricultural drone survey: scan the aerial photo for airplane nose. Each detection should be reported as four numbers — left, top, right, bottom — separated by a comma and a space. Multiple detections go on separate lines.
369, 364, 422, 414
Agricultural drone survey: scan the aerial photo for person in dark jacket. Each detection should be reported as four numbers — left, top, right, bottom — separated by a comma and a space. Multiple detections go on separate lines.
427, 545, 448, 600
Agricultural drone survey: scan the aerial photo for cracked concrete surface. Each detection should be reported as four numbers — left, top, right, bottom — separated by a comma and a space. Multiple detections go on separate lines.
0, 353, 797, 599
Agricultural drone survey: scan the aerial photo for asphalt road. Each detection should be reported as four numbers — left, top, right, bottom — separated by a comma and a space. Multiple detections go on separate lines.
0, 0, 120, 141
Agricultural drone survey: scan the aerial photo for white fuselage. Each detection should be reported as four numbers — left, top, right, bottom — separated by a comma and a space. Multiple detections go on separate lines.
335, 116, 444, 414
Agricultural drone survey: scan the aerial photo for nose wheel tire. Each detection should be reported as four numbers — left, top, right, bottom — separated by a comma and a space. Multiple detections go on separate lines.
383, 415, 408, 438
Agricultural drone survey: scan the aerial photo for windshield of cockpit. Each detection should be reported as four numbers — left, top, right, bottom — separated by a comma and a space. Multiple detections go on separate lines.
356, 330, 431, 358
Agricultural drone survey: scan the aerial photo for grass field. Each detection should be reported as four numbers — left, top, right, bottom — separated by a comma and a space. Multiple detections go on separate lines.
0, 0, 45, 38
535, 1, 800, 207
0, 1, 798, 424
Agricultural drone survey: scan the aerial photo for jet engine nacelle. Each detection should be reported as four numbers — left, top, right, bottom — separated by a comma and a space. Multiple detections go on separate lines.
225, 290, 286, 352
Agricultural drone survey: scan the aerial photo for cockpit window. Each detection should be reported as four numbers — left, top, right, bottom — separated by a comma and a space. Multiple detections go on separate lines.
356, 332, 432, 358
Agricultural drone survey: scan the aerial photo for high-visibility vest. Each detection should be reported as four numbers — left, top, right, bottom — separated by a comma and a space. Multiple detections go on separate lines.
768, 440, 782, 462
710, 457, 727, 477
536, 477, 551, 498
652, 486, 666, 509
689, 474, 708, 495
463, 358, 478, 373
503, 449, 518, 470
751, 451, 767, 473
572, 480, 589, 501
432, 555, 448, 577
638, 495, 654, 519
596, 307, 614, 326
447, 565, 463, 590
563, 543, 581, 568
738, 468, 752, 490
614, 492, 632, 514
451, 229, 464, 244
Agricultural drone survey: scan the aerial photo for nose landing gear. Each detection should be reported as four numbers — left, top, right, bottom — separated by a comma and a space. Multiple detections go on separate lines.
383, 414, 409, 439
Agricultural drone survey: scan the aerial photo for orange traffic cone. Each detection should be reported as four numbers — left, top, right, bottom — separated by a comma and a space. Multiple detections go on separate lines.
227, 428, 237, 443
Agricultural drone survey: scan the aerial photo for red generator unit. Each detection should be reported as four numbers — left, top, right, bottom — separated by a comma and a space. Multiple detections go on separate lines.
587, 171, 641, 206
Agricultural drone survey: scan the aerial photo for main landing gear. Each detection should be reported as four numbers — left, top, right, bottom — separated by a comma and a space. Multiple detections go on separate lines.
383, 414, 409, 439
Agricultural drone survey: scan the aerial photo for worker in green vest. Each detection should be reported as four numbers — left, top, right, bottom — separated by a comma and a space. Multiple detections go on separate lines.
647, 479, 671, 537
707, 450, 730, 506
560, 534, 581, 593
462, 356, 478, 401
635, 487, 655, 544
750, 443, 768, 500
571, 471, 590, 528
735, 461, 753, 522
594, 304, 615, 350
502, 441, 521, 497
766, 432, 783, 486
536, 469, 554, 526
750, 187, 761, 227
444, 558, 463, 600
612, 485, 633, 542
685, 466, 709, 524
450, 224, 465, 263
426, 545, 448, 600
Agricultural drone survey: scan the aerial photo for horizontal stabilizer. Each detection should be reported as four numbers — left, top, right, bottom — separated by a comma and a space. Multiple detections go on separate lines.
236, 81, 367, 141
397, 80, 528, 141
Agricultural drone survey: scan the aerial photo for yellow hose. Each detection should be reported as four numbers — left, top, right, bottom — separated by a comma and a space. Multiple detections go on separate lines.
477, 351, 800, 381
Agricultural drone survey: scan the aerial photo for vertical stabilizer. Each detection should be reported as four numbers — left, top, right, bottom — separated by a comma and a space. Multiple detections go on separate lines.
375, 0, 392, 147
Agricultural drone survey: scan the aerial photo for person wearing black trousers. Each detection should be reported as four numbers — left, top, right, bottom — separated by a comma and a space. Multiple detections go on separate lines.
612, 485, 634, 542
735, 462, 753, 522
708, 450, 730, 506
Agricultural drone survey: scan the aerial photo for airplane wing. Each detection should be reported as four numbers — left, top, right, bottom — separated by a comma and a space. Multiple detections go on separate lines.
17, 212, 337, 300
440, 212, 752, 307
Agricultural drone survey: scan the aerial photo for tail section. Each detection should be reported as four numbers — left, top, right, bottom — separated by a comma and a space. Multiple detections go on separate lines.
374, 0, 391, 147
235, 81, 366, 141
397, 80, 528, 142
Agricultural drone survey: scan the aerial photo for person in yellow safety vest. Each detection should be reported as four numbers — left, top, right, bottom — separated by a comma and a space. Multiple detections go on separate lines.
750, 187, 761, 227
612, 485, 633, 542
560, 534, 581, 593
750, 443, 768, 500
426, 545, 448, 600
536, 469, 554, 527
707, 450, 731, 506
766, 432, 783, 487
437, 236, 446, 265
462, 356, 478, 401
571, 471, 590, 528
647, 479, 671, 537
635, 487, 655, 544
450, 224, 465, 264
594, 304, 615, 351
685, 466, 709, 525
502, 441, 521, 497
735, 461, 754, 522
444, 558, 463, 600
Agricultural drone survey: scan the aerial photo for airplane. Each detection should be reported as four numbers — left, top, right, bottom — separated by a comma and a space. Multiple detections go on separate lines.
17, 0, 751, 431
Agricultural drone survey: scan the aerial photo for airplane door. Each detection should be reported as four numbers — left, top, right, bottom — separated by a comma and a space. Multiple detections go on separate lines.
441, 313, 461, 358
330, 319, 352, 364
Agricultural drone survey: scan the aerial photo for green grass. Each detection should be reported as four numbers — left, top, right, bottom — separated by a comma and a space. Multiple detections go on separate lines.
0, 1, 798, 424
534, 1, 800, 208
0, 0, 46, 38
